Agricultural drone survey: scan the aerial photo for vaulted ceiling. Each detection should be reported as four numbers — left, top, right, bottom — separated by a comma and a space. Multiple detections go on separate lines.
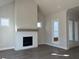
34, 0, 79, 15
0, 0, 13, 7
0, 0, 79, 15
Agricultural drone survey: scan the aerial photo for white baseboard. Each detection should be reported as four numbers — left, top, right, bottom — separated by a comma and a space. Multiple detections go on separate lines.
14, 45, 38, 51
38, 42, 47, 45
0, 47, 14, 51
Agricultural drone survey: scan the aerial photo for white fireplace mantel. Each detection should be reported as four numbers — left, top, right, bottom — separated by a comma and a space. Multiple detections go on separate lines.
14, 31, 38, 50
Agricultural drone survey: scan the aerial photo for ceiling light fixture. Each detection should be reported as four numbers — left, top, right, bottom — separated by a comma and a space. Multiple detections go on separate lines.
37, 22, 42, 28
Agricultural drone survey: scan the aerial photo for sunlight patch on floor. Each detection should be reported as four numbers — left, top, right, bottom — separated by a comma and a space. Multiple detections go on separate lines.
51, 53, 70, 57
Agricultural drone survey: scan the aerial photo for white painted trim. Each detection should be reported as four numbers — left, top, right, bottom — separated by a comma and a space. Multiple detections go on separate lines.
14, 46, 38, 51
38, 43, 47, 45
0, 47, 14, 51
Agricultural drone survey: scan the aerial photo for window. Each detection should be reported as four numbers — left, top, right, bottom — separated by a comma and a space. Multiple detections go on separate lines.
0, 18, 9, 27
68, 20, 73, 41
74, 21, 78, 41
53, 21, 59, 37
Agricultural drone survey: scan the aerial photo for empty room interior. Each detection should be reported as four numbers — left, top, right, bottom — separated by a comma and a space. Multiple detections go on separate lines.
0, 0, 79, 59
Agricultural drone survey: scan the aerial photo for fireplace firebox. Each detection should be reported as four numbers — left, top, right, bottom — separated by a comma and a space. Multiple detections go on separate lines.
23, 36, 33, 46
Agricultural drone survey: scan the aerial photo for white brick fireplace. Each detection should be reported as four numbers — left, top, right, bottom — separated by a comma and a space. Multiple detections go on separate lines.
14, 31, 38, 50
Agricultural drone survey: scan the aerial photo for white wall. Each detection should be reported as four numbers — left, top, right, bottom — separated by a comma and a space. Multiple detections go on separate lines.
38, 10, 46, 44
45, 10, 68, 50
0, 0, 38, 50
0, 2, 15, 50
15, 0, 37, 29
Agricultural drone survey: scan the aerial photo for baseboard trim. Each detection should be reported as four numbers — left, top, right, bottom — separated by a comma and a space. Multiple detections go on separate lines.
0, 47, 14, 51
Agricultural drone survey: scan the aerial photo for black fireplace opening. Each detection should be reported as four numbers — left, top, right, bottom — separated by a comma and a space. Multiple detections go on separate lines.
23, 36, 33, 46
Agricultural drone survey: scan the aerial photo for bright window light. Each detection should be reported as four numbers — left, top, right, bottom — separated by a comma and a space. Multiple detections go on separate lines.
53, 21, 59, 37
1, 18, 9, 27
37, 22, 42, 28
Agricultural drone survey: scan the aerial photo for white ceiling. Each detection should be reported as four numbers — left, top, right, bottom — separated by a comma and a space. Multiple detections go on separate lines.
0, 0, 13, 7
34, 0, 79, 15
0, 0, 79, 15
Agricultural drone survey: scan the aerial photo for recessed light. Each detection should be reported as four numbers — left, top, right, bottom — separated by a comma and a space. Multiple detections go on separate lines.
63, 54, 70, 57
51, 53, 58, 55
2, 58, 7, 59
